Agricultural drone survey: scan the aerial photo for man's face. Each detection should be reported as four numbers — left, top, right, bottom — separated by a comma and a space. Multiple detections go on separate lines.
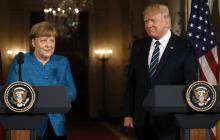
32, 36, 55, 60
144, 12, 169, 39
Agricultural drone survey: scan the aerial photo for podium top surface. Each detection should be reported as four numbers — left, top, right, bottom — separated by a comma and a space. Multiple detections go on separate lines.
0, 86, 71, 114
143, 85, 220, 113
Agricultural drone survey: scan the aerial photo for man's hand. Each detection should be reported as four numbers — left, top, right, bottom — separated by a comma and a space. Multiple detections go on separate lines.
124, 117, 134, 128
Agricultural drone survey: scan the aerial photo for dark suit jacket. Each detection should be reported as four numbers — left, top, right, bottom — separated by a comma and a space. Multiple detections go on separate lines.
123, 33, 198, 129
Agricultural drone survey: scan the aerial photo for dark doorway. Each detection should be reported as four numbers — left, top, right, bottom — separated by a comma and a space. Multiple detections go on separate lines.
30, 12, 44, 27
30, 12, 89, 119
55, 12, 89, 119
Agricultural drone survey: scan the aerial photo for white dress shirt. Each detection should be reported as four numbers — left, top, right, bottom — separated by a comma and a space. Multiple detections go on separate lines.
148, 30, 172, 66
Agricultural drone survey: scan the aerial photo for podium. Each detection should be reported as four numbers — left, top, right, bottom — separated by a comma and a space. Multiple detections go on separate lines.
143, 85, 220, 140
0, 86, 71, 140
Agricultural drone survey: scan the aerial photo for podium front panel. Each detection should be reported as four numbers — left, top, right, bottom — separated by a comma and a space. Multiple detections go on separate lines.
0, 86, 71, 113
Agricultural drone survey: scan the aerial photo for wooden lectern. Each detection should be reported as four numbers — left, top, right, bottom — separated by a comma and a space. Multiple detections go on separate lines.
143, 85, 220, 140
0, 86, 71, 140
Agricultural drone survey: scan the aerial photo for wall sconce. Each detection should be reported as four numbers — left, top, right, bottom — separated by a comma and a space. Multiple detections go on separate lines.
94, 49, 112, 61
7, 50, 26, 59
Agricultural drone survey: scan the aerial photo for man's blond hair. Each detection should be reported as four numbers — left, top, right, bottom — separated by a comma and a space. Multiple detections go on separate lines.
143, 4, 171, 28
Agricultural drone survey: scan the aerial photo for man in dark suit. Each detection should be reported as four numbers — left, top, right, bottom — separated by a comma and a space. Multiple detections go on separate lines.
123, 3, 198, 140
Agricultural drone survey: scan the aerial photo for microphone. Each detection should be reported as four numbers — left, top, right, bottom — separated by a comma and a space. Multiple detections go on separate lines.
17, 52, 24, 65
17, 52, 24, 81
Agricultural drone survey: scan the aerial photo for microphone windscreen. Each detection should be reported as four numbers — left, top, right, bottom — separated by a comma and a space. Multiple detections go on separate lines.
17, 52, 24, 64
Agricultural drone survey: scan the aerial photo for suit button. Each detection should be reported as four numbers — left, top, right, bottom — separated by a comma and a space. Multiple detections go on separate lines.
45, 76, 48, 80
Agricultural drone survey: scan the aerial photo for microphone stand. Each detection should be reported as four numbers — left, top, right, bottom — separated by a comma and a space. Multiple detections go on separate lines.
17, 52, 24, 81
18, 63, 22, 81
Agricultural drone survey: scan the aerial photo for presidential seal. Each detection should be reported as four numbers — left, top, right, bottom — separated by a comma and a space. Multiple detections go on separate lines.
3, 81, 36, 113
185, 81, 217, 112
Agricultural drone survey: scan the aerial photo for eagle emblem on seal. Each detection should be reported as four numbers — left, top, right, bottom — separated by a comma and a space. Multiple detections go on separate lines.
11, 87, 30, 107
193, 86, 210, 107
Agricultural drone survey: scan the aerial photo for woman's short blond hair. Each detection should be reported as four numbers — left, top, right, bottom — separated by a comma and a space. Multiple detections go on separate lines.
143, 3, 171, 28
29, 21, 57, 39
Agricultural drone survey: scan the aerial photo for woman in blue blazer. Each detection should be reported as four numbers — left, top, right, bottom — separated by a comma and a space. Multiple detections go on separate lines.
7, 21, 77, 140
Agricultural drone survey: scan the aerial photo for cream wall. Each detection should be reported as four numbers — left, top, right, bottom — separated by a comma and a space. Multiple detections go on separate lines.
0, 0, 10, 82
88, 0, 138, 117
0, 0, 43, 82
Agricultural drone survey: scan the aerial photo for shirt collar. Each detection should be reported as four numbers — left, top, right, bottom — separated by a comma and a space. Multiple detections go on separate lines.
152, 30, 171, 47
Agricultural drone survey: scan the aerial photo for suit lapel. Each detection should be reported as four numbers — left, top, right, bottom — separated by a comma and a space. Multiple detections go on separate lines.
142, 38, 151, 69
153, 34, 177, 78
140, 38, 151, 78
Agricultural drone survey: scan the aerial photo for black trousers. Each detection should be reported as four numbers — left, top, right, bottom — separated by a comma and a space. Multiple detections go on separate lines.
134, 125, 158, 140
37, 121, 67, 140
134, 126, 178, 140
134, 113, 179, 140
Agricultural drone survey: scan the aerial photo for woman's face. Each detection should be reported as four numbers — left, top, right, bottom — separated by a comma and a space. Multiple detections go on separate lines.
32, 36, 55, 62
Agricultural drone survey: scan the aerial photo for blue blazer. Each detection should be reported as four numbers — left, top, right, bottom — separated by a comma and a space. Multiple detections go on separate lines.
7, 52, 77, 137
